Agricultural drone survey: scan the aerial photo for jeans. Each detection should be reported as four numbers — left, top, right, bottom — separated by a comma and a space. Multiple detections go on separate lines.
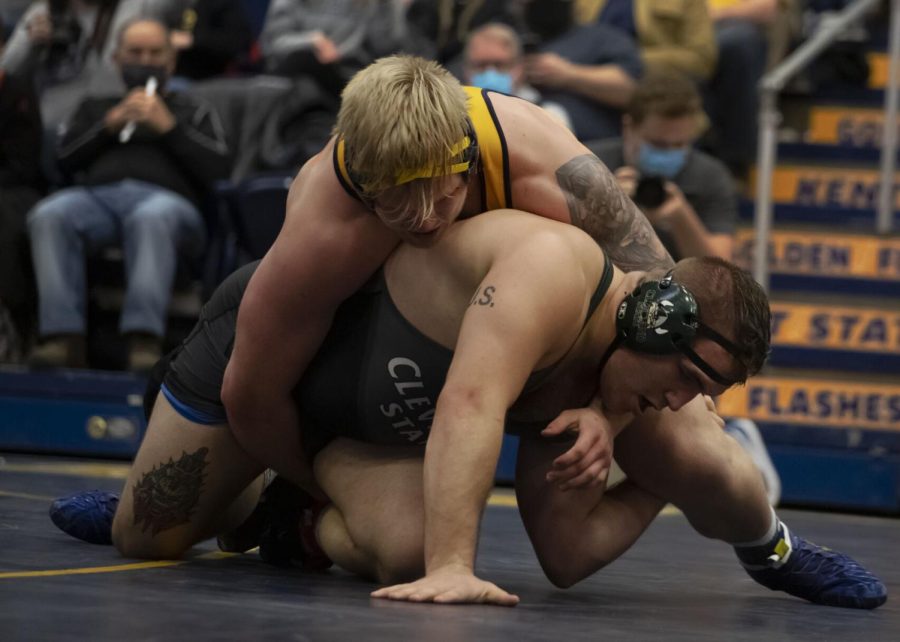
27, 180, 207, 338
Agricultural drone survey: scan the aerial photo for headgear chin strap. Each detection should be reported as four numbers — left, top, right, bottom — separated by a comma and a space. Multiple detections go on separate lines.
598, 272, 742, 387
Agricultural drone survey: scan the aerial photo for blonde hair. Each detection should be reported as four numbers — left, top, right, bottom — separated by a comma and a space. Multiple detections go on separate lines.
334, 55, 471, 224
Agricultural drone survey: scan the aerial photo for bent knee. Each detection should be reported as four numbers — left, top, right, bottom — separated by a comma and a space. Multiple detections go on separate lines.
111, 515, 189, 560
534, 543, 611, 589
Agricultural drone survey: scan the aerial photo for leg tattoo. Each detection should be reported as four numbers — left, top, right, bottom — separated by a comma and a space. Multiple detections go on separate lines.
133, 447, 210, 536
556, 154, 673, 272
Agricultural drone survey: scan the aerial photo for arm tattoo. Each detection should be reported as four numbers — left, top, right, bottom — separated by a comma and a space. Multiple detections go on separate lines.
470, 285, 496, 308
132, 447, 210, 536
556, 154, 673, 272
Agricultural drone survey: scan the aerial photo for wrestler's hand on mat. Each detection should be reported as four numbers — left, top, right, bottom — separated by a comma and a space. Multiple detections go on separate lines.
542, 406, 614, 491
371, 566, 519, 606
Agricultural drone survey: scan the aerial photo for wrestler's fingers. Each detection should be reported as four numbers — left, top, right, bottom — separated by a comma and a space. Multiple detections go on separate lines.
541, 412, 578, 436
551, 430, 599, 469
559, 462, 608, 491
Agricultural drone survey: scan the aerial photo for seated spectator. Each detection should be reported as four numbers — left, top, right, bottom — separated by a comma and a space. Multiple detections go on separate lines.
26, 18, 230, 372
407, 0, 514, 65
574, 0, 718, 81
0, 67, 44, 363
0, 1, 170, 133
260, 0, 385, 97
520, 0, 642, 142
159, 0, 254, 83
588, 69, 736, 261
703, 0, 780, 177
462, 22, 572, 130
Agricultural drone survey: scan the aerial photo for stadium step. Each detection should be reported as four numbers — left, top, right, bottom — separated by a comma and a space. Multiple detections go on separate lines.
733, 228, 900, 297
719, 373, 900, 512
768, 299, 900, 375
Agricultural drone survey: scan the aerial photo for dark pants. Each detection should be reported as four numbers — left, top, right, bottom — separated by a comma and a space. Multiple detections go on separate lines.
0, 185, 41, 344
704, 20, 769, 174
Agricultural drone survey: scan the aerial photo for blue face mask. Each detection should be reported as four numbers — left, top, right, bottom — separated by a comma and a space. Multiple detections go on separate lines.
470, 68, 514, 95
638, 143, 688, 179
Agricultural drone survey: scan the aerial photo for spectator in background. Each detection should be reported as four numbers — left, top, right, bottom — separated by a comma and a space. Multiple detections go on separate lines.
574, 0, 717, 81
588, 70, 736, 262
260, 0, 409, 98
0, 67, 44, 363
462, 22, 572, 130
26, 18, 230, 372
703, 0, 780, 178
159, 0, 253, 82
0, 1, 170, 133
588, 68, 781, 504
407, 0, 514, 65
518, 0, 642, 142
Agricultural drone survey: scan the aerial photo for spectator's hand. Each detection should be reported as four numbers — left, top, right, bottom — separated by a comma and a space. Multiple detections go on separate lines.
542, 406, 616, 491
642, 180, 688, 230
26, 12, 53, 46
104, 101, 131, 133
170, 30, 194, 51
312, 31, 341, 64
372, 566, 519, 606
613, 166, 640, 199
524, 52, 572, 89
118, 89, 176, 134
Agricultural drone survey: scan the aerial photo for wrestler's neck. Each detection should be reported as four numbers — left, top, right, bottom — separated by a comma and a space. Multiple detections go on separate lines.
583, 268, 646, 366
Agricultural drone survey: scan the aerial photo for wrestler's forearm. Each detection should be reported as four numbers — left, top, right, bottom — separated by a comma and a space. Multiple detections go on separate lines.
423, 399, 505, 573
228, 398, 317, 492
556, 154, 674, 272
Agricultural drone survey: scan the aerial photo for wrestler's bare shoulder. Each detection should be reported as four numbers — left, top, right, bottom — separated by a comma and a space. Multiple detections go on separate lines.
485, 92, 586, 176
445, 210, 604, 275
283, 138, 372, 227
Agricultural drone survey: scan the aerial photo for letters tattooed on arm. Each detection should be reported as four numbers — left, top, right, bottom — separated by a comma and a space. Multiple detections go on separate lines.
470, 285, 496, 308
132, 447, 210, 536
556, 154, 673, 272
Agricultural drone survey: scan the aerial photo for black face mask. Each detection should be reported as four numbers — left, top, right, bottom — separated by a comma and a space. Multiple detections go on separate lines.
120, 63, 168, 90
523, 0, 575, 44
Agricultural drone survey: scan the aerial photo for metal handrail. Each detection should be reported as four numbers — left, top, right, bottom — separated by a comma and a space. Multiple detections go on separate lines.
753, 0, 893, 290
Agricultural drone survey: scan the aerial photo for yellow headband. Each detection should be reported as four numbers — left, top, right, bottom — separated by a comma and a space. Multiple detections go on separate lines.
393, 136, 473, 186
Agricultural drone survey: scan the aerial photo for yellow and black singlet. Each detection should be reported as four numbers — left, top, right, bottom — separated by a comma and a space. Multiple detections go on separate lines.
332, 86, 512, 212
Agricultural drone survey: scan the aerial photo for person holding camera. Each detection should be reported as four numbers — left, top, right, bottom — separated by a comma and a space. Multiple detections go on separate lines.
589, 69, 782, 506
588, 69, 736, 262
0, 1, 168, 132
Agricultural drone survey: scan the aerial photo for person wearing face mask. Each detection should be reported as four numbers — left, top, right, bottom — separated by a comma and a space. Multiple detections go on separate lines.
588, 69, 736, 262
25, 18, 230, 372
462, 23, 572, 131
0, 1, 173, 135
589, 69, 782, 507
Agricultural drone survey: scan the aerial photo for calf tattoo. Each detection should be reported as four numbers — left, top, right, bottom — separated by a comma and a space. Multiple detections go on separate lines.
556, 155, 673, 272
132, 447, 210, 536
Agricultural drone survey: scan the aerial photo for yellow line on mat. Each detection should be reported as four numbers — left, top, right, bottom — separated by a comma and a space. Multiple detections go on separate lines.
1, 462, 130, 479
0, 489, 56, 501
0, 551, 238, 580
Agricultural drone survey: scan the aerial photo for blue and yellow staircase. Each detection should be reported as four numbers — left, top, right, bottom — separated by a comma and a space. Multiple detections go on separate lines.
722, 42, 900, 512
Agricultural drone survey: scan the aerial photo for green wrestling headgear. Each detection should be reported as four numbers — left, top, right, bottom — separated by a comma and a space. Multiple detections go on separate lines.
609, 272, 743, 387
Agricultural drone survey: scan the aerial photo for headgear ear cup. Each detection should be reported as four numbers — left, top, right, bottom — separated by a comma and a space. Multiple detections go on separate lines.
615, 277, 699, 354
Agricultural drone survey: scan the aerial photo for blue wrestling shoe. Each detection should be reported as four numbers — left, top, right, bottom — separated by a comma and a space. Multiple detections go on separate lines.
49, 490, 119, 545
739, 522, 887, 609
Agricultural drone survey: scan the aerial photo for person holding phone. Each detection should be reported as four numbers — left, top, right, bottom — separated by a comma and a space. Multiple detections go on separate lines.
588, 69, 736, 262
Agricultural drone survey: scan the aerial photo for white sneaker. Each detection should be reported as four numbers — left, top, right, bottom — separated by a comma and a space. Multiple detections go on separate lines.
724, 418, 782, 507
